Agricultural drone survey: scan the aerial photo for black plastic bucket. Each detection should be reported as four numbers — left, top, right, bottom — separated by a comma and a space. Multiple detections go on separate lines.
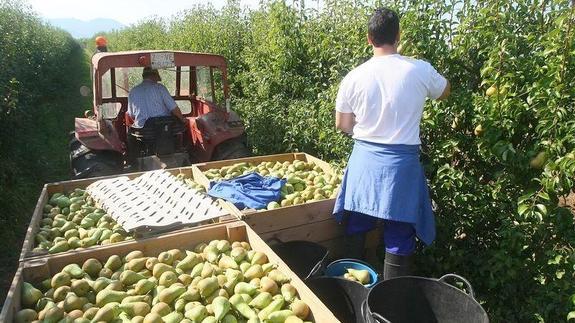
363, 274, 489, 323
306, 276, 369, 323
270, 240, 329, 280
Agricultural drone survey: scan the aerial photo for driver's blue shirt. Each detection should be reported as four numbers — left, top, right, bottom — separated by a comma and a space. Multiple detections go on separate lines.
128, 79, 177, 128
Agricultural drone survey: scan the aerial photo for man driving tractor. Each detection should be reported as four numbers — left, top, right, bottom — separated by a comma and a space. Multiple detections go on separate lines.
127, 66, 186, 128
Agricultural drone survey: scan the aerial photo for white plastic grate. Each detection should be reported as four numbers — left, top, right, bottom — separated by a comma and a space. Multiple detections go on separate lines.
86, 170, 227, 232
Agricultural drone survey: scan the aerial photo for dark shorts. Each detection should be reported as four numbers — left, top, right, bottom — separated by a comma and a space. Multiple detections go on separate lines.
346, 211, 416, 256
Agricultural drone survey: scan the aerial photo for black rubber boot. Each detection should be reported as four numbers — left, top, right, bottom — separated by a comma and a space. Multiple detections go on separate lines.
383, 252, 413, 280
343, 232, 367, 260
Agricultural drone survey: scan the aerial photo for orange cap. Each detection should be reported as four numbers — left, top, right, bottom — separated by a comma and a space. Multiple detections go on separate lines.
95, 36, 107, 47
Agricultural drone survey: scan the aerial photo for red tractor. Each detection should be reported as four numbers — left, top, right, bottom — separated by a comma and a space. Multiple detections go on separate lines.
70, 50, 251, 178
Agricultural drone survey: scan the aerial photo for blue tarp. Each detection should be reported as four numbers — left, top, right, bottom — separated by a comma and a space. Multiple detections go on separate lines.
208, 172, 286, 210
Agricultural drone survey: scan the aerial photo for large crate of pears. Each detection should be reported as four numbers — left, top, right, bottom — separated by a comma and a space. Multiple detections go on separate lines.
20, 167, 234, 262
192, 153, 348, 256
1, 221, 340, 322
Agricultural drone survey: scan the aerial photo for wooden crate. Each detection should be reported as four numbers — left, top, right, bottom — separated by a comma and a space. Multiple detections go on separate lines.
19, 167, 235, 262
191, 153, 384, 261
1, 222, 340, 323
191, 153, 349, 254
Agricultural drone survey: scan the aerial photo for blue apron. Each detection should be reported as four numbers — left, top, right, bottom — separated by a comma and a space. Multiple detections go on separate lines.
333, 140, 435, 246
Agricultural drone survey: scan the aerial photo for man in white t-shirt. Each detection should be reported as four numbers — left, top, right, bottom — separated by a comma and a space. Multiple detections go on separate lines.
335, 13, 450, 140
333, 8, 450, 279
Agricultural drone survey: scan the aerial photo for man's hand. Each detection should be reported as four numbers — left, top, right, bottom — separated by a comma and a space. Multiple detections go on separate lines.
171, 106, 187, 124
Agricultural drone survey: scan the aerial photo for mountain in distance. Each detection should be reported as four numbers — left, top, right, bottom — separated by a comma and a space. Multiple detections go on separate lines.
47, 18, 126, 38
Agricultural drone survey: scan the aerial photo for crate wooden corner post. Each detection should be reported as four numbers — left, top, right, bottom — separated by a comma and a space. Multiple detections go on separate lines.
0, 264, 22, 323
176, 165, 206, 182
190, 163, 211, 189
225, 220, 248, 241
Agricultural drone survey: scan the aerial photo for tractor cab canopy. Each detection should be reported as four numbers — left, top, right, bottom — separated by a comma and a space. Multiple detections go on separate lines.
91, 51, 229, 119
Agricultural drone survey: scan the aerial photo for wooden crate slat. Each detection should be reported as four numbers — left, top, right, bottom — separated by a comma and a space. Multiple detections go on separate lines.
258, 218, 344, 243
244, 200, 334, 234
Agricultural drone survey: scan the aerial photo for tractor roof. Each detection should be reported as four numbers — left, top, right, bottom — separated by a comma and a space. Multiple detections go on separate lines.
92, 50, 227, 74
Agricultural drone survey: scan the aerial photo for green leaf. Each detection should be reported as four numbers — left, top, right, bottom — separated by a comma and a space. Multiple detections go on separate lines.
517, 204, 529, 216
518, 192, 534, 203
538, 192, 550, 200
536, 204, 547, 215
568, 311, 575, 321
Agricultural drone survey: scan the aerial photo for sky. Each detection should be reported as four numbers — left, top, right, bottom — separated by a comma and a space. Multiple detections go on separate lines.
26, 0, 261, 25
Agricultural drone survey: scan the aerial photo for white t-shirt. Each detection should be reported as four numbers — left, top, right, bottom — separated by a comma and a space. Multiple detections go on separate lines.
336, 54, 447, 145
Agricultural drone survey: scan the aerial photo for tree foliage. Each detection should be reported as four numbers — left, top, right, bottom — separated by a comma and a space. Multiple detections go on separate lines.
0, 0, 90, 299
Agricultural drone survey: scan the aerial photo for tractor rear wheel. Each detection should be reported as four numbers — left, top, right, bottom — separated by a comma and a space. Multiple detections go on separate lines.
70, 136, 123, 179
212, 137, 251, 161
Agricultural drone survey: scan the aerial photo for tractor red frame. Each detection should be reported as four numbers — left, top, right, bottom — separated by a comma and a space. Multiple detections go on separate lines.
74, 50, 245, 164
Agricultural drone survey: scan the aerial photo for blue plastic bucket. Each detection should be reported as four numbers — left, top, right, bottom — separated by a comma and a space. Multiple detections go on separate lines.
325, 258, 379, 288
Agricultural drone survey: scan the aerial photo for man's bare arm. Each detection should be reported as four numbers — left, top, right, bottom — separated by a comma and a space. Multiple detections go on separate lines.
335, 111, 355, 135
438, 80, 451, 100
171, 106, 187, 123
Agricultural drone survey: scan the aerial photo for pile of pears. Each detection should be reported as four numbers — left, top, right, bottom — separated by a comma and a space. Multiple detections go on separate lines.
33, 189, 133, 255
17, 240, 312, 323
202, 160, 342, 210
342, 268, 371, 285
175, 174, 207, 193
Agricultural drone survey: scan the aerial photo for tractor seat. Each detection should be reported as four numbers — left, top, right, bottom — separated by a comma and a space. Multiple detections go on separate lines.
129, 116, 186, 156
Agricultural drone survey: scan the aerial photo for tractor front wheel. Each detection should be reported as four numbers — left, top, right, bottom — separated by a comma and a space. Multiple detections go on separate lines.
70, 136, 123, 179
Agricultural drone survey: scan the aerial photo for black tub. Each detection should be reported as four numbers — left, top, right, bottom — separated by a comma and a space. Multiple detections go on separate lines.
270, 239, 329, 280
363, 274, 489, 323
306, 276, 369, 323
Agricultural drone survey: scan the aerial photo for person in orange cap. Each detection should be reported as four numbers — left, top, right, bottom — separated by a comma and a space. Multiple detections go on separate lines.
95, 36, 108, 53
